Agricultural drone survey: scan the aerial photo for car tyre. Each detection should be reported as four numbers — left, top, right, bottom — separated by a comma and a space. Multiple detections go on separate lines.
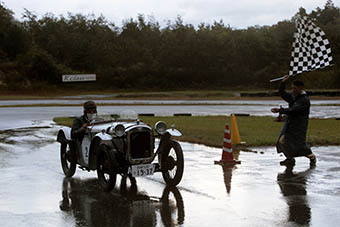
161, 140, 184, 186
97, 144, 117, 191
60, 143, 76, 177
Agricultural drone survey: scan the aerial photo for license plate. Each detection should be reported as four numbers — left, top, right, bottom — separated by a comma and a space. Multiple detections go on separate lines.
129, 164, 155, 177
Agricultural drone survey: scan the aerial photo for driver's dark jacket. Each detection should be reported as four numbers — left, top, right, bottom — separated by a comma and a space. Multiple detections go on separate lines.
276, 82, 312, 158
71, 115, 89, 141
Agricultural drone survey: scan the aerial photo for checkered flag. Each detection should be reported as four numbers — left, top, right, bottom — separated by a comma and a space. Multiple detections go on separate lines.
289, 15, 333, 75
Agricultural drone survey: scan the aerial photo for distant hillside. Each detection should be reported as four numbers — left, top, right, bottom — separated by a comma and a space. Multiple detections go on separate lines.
0, 1, 339, 92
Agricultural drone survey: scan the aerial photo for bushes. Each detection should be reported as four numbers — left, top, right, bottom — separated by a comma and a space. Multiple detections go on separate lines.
18, 45, 75, 85
0, 46, 75, 91
1, 2, 340, 91
0, 62, 30, 91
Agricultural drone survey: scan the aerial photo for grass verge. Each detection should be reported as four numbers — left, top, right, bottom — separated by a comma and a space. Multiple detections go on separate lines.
53, 116, 340, 148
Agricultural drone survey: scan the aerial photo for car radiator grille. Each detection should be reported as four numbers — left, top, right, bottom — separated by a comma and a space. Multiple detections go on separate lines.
129, 131, 152, 159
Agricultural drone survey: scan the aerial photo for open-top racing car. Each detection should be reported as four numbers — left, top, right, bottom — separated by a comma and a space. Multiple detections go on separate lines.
56, 111, 184, 191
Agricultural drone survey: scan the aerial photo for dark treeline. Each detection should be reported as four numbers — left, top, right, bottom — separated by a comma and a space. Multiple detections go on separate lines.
0, 0, 339, 92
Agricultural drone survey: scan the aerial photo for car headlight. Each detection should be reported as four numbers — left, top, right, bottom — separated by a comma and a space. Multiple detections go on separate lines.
108, 124, 125, 137
154, 121, 167, 135
114, 124, 125, 137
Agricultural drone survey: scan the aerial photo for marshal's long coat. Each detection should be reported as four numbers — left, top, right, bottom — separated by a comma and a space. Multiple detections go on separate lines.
276, 82, 312, 157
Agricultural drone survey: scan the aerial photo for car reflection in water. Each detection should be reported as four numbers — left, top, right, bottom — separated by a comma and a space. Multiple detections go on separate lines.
277, 165, 315, 226
60, 176, 184, 227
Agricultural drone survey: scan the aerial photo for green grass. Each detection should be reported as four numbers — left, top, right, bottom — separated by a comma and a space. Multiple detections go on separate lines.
53, 116, 340, 148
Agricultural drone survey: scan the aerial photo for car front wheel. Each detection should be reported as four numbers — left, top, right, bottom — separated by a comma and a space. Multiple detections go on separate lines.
97, 145, 117, 191
161, 140, 184, 186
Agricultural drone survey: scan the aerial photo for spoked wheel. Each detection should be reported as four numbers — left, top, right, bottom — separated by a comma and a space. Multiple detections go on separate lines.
97, 145, 117, 191
161, 140, 184, 186
60, 143, 76, 177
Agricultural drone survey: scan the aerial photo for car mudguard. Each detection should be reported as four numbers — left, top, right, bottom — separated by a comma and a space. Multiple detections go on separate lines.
57, 127, 72, 143
166, 128, 182, 137
94, 132, 112, 141
87, 132, 113, 170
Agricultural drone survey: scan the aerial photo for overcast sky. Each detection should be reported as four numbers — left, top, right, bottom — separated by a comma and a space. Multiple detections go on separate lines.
4, 0, 339, 28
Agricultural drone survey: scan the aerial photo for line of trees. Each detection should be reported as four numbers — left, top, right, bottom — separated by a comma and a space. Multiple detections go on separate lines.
0, 0, 339, 92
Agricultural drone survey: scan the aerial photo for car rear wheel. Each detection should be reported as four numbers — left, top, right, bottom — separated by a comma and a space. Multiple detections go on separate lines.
97, 145, 117, 191
161, 140, 184, 186
60, 143, 76, 177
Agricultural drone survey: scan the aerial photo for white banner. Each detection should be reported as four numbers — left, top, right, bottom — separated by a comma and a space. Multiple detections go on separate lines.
62, 74, 96, 82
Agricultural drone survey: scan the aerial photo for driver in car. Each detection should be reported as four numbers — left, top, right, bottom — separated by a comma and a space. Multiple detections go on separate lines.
71, 100, 97, 142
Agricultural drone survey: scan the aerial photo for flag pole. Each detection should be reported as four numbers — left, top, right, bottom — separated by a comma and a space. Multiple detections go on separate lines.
269, 76, 285, 83
270, 75, 295, 83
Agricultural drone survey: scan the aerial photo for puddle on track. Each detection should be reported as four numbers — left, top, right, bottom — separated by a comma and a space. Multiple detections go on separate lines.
0, 125, 339, 226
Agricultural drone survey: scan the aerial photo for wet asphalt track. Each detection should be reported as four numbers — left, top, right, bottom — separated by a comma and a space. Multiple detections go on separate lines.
1, 99, 340, 131
1, 122, 340, 227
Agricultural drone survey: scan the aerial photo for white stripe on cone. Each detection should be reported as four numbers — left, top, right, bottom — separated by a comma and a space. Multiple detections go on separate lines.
223, 138, 231, 143
223, 147, 232, 153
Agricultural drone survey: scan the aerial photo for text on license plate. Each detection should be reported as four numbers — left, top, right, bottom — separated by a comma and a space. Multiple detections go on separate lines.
130, 164, 155, 177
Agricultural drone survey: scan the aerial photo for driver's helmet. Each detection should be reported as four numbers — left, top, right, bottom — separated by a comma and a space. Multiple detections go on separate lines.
84, 101, 97, 113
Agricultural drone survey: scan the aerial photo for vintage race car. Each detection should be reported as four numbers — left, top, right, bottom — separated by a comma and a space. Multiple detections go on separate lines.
56, 111, 184, 191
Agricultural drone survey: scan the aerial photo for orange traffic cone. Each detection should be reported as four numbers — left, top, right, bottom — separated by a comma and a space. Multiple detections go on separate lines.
214, 124, 241, 165
231, 114, 241, 144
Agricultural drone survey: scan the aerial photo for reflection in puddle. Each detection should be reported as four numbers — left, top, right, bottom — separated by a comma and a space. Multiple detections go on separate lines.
277, 166, 315, 226
221, 165, 236, 194
161, 185, 185, 226
0, 126, 56, 168
2, 125, 340, 226
216, 148, 240, 194
60, 177, 185, 227
0, 127, 55, 148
